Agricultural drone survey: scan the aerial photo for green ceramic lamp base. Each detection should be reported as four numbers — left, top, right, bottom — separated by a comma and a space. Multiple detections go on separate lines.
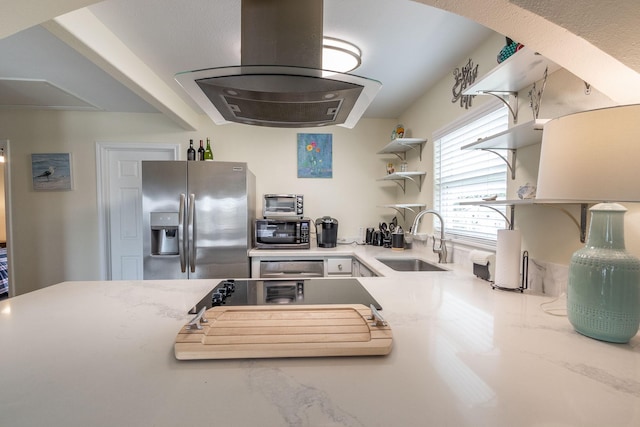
567, 203, 640, 344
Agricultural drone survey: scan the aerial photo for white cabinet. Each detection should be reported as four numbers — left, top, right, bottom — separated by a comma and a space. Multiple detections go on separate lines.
251, 255, 379, 278
327, 258, 352, 276
352, 259, 376, 277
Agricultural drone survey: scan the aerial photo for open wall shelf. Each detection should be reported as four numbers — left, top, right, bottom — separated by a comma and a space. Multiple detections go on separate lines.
463, 47, 560, 123
459, 199, 591, 242
378, 203, 426, 221
377, 138, 427, 161
377, 171, 426, 193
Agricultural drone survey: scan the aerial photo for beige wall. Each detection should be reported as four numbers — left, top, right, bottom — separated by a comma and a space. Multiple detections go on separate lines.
0, 110, 396, 294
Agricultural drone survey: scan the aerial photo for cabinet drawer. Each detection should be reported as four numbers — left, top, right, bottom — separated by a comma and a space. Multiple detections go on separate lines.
327, 258, 352, 275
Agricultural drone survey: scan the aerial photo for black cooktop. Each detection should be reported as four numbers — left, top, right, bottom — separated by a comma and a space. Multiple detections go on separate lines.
189, 278, 382, 314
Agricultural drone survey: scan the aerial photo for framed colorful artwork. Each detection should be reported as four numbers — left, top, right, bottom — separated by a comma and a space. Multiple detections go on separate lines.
31, 153, 73, 191
297, 133, 332, 178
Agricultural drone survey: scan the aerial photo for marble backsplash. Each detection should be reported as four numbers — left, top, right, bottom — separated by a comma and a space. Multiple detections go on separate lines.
411, 237, 569, 297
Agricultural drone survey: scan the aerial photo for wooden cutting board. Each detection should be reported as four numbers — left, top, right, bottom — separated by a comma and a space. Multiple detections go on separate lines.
175, 304, 392, 360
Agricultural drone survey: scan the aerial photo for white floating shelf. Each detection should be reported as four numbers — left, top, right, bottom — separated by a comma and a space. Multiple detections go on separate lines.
378, 204, 426, 221
463, 47, 561, 95
458, 199, 595, 206
461, 119, 549, 150
377, 171, 426, 193
377, 138, 427, 161
378, 203, 426, 209
377, 138, 426, 154
377, 171, 426, 181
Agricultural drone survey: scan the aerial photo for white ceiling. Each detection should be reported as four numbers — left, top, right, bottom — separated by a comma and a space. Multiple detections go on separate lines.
0, 0, 494, 124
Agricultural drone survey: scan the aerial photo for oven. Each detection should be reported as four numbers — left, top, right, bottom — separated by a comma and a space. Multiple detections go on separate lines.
262, 194, 304, 218
254, 218, 311, 249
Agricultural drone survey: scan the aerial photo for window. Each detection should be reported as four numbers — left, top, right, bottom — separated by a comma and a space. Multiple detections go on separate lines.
434, 101, 509, 245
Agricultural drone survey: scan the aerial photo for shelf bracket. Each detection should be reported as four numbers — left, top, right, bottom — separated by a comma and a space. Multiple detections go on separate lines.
389, 175, 423, 194
476, 204, 513, 229
381, 205, 425, 221
478, 91, 518, 123
481, 148, 517, 180
389, 140, 426, 162
540, 203, 589, 242
403, 174, 424, 192
390, 180, 406, 194
386, 206, 406, 221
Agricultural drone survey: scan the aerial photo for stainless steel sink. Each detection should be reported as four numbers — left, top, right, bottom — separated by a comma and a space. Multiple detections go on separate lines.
375, 258, 447, 272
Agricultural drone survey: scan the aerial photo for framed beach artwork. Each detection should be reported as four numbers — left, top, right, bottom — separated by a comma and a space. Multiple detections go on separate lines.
31, 153, 73, 191
297, 133, 333, 178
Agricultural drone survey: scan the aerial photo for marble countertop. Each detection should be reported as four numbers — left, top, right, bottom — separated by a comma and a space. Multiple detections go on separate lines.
249, 242, 456, 277
1, 259, 639, 426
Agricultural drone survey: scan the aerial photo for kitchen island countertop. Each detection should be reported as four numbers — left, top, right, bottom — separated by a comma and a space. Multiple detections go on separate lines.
1, 258, 639, 426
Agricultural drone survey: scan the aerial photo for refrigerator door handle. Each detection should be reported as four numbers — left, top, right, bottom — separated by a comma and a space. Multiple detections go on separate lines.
179, 193, 186, 273
188, 193, 196, 273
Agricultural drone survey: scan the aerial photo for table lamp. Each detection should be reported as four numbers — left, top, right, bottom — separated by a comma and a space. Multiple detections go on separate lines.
536, 104, 640, 343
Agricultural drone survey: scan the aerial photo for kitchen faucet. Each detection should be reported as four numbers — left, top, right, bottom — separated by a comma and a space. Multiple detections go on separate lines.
411, 210, 448, 264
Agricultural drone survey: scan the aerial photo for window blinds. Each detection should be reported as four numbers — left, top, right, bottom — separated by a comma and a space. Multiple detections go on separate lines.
434, 102, 509, 244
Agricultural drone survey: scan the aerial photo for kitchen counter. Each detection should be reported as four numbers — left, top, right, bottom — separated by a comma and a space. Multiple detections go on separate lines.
1, 265, 639, 426
249, 242, 456, 277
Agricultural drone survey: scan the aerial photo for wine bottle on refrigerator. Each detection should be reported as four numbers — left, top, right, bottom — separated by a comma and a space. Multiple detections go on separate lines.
197, 140, 205, 161
204, 138, 213, 161
187, 139, 196, 161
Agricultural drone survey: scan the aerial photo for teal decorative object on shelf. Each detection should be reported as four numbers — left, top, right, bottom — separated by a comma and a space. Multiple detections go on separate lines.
568, 203, 640, 343
497, 37, 524, 63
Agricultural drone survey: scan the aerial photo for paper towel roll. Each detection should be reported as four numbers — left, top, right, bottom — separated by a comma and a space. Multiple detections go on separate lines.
494, 229, 522, 289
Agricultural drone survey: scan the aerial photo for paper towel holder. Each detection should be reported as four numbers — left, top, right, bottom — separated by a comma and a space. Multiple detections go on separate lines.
492, 250, 529, 293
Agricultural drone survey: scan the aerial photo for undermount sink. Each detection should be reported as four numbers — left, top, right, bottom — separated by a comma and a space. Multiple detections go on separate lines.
376, 258, 447, 272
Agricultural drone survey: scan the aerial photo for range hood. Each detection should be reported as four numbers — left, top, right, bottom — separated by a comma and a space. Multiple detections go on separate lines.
174, 0, 381, 128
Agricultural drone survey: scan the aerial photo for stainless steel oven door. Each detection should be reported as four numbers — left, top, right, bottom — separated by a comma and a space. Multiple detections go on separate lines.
259, 260, 324, 278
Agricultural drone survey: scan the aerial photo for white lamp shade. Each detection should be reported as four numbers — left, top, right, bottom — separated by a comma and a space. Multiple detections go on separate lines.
536, 104, 640, 202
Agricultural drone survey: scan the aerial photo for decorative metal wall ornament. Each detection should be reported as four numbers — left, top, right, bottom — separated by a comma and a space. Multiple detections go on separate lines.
452, 58, 479, 109
528, 66, 549, 119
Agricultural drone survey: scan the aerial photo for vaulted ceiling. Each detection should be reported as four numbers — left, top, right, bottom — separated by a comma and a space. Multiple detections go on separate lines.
1, 0, 639, 130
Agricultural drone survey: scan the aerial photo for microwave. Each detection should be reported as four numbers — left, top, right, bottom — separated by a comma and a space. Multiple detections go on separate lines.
263, 194, 304, 218
254, 218, 311, 249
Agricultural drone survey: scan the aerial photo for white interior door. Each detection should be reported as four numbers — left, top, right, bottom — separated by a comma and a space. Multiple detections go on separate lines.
97, 143, 177, 280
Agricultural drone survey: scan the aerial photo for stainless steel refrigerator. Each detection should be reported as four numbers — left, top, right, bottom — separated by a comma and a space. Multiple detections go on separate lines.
142, 161, 255, 280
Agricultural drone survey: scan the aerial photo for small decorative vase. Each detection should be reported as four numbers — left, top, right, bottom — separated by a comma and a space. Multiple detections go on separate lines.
567, 203, 640, 343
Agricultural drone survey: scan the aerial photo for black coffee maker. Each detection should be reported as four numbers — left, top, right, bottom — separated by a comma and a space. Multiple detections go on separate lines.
315, 216, 338, 248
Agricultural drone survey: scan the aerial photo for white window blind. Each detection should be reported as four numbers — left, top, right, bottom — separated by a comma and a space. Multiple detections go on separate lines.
434, 102, 509, 245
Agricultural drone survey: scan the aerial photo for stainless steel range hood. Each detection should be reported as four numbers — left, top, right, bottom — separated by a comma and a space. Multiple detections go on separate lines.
174, 0, 381, 128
